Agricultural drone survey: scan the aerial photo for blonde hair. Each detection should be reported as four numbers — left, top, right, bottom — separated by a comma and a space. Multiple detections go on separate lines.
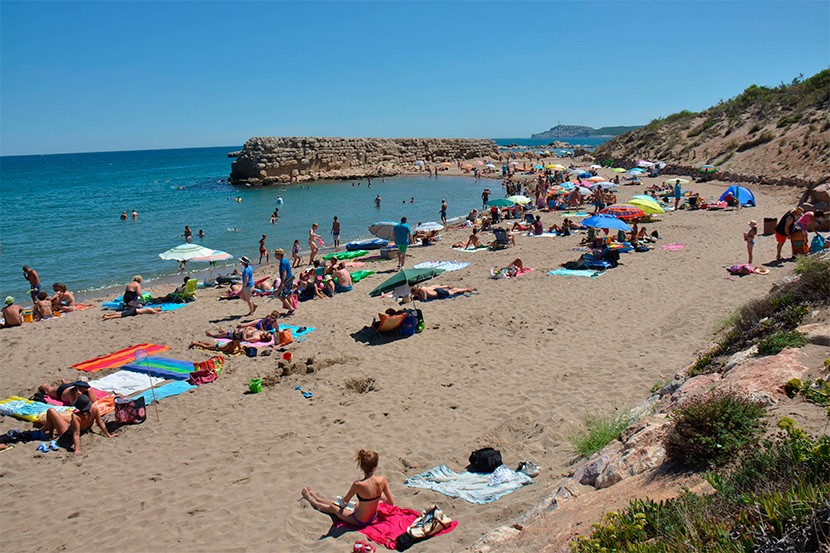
355, 449, 379, 474
133, 275, 143, 283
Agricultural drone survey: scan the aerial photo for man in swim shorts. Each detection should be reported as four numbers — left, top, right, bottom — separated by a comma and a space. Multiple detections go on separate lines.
259, 234, 269, 264
331, 216, 341, 251
274, 249, 296, 314
394, 217, 412, 271
327, 263, 353, 294
22, 265, 41, 304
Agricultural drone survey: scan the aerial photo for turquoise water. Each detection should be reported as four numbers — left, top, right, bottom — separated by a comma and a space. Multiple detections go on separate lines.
0, 146, 496, 301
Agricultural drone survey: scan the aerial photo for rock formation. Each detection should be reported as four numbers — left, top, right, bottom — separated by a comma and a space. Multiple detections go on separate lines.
228, 137, 499, 186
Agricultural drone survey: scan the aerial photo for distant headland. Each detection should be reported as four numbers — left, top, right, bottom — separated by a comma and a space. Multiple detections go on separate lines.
530, 124, 643, 139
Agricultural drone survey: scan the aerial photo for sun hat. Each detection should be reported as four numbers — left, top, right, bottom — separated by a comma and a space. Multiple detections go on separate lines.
749, 220, 757, 227
4, 296, 13, 305
73, 394, 92, 414
239, 256, 251, 265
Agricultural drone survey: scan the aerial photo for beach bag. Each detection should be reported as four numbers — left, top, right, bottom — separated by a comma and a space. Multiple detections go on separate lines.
467, 447, 502, 473
399, 313, 418, 337
114, 396, 146, 424
277, 329, 293, 347
811, 234, 826, 254
405, 505, 453, 539
413, 309, 425, 333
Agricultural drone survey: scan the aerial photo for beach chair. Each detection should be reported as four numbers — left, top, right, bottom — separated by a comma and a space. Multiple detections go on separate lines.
490, 228, 512, 250
170, 278, 198, 302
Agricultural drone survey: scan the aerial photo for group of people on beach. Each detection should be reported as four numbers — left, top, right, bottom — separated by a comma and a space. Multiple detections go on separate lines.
1, 267, 80, 329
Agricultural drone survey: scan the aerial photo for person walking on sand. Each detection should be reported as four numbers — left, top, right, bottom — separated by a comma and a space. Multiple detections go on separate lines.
22, 265, 41, 304
394, 217, 413, 271
440, 199, 447, 225
274, 248, 296, 314
259, 234, 269, 264
308, 223, 322, 264
331, 216, 341, 251
239, 256, 257, 316
673, 179, 682, 211
744, 220, 757, 265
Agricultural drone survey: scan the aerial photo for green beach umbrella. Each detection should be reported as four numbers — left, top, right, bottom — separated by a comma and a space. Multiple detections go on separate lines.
699, 165, 717, 173
368, 267, 445, 297
486, 198, 515, 207
628, 195, 665, 214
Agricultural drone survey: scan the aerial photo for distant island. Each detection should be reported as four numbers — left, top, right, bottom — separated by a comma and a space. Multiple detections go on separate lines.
531, 124, 643, 139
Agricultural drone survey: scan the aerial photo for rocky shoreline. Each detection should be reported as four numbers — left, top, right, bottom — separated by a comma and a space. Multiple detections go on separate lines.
228, 136, 499, 186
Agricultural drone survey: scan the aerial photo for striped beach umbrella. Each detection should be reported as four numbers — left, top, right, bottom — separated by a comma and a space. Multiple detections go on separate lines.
699, 165, 717, 173
600, 204, 646, 220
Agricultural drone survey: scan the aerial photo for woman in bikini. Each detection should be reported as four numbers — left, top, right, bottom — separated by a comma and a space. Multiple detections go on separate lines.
302, 449, 394, 528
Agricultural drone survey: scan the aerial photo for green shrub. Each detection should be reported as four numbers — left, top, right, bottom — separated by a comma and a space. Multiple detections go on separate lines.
664, 391, 766, 468
757, 331, 808, 356
568, 409, 632, 457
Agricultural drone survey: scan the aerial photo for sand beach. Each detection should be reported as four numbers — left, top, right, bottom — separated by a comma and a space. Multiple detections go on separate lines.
0, 165, 807, 552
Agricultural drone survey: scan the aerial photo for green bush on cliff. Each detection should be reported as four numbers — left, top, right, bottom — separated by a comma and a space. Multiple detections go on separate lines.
757, 330, 808, 356
568, 409, 632, 457
571, 421, 830, 552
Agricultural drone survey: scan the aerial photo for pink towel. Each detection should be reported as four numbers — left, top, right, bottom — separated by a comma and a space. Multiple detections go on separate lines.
661, 243, 685, 251
43, 388, 110, 405
332, 502, 458, 550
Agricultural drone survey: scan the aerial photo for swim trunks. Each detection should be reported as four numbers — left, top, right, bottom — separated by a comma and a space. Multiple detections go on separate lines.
334, 283, 352, 293
121, 306, 138, 318
435, 288, 451, 299
398, 244, 408, 254
56, 428, 75, 451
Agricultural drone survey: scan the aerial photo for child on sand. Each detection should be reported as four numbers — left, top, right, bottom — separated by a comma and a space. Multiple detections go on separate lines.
291, 240, 302, 267
744, 220, 757, 265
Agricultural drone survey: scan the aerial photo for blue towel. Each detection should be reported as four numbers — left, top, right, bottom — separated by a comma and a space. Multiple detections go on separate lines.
129, 381, 195, 404
277, 324, 316, 342
404, 464, 532, 504
548, 269, 604, 278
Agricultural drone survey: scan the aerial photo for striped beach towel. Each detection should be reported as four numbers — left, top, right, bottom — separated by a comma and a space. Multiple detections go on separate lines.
72, 343, 171, 372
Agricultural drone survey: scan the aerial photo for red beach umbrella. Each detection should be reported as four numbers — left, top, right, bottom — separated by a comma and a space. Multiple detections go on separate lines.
600, 204, 646, 220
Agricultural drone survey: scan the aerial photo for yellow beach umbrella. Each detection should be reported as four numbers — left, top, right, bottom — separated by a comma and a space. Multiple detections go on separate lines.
628, 196, 665, 214
550, 164, 566, 170
507, 195, 532, 205
612, 168, 626, 173
663, 178, 690, 186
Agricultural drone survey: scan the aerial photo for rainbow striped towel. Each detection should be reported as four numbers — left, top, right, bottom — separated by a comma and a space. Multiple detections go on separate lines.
72, 343, 172, 372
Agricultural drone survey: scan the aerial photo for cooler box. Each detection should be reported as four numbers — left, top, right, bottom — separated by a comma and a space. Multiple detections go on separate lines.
379, 246, 397, 260
763, 217, 777, 236
790, 231, 808, 256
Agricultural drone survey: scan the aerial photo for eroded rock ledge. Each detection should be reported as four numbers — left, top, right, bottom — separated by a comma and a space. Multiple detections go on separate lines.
229, 136, 499, 186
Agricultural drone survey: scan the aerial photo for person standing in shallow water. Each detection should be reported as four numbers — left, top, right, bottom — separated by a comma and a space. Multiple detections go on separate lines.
183, 225, 192, 243
259, 234, 269, 264
331, 216, 341, 251
440, 199, 448, 225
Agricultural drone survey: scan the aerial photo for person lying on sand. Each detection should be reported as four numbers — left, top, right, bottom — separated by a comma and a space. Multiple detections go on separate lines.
411, 284, 474, 301
302, 449, 394, 528
39, 380, 98, 405
452, 228, 482, 249
236, 310, 280, 332
203, 326, 271, 343
491, 258, 525, 279
40, 394, 114, 454
189, 337, 245, 355
102, 275, 162, 320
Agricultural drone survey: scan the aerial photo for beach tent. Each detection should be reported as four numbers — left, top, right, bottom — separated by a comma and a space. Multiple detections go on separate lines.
719, 185, 756, 207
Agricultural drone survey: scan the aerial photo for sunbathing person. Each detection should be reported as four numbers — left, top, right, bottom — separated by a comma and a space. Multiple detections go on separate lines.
102, 276, 162, 320
491, 258, 525, 278
149, 277, 192, 304
189, 337, 245, 354
237, 310, 280, 331
301, 449, 394, 528
510, 221, 532, 232
39, 380, 98, 405
204, 326, 271, 342
40, 394, 114, 454
411, 284, 474, 300
49, 283, 76, 312
453, 228, 482, 249
34, 291, 54, 321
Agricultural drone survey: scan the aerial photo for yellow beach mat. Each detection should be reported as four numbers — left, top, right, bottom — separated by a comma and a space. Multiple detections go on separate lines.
0, 396, 72, 422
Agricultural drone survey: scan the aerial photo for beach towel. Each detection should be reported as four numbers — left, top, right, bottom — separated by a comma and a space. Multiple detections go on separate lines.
331, 502, 458, 550
404, 464, 532, 504
0, 396, 72, 422
72, 343, 171, 372
661, 243, 685, 251
548, 268, 604, 278
215, 336, 275, 348
526, 232, 562, 238
561, 211, 588, 217
123, 356, 198, 381
413, 261, 470, 272
129, 381, 195, 405
490, 267, 533, 279
73, 303, 94, 311
42, 388, 110, 405
89, 370, 166, 396
451, 246, 488, 253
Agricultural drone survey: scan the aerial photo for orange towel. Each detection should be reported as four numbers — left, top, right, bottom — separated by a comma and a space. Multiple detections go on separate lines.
72, 343, 171, 372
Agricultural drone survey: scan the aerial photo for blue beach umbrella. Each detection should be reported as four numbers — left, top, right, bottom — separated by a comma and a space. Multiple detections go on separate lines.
577, 172, 592, 179
581, 214, 632, 232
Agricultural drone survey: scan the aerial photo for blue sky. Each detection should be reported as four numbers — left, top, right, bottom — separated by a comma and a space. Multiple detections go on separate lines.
1, 1, 828, 155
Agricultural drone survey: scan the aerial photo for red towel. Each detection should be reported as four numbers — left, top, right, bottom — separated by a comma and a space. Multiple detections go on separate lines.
72, 343, 171, 372
332, 502, 458, 550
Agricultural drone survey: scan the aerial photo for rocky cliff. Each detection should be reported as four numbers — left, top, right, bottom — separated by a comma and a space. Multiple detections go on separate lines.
531, 124, 642, 139
593, 69, 830, 186
229, 137, 499, 185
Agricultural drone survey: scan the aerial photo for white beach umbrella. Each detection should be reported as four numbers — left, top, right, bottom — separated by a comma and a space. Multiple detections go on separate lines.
415, 222, 444, 232
159, 243, 218, 262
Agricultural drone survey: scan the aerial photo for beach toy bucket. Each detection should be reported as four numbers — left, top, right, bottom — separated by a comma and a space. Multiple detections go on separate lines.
22, 310, 33, 323
282, 352, 293, 362
249, 378, 263, 393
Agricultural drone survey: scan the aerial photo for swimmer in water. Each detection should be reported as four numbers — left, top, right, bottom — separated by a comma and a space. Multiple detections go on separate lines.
120, 211, 128, 220
198, 229, 205, 238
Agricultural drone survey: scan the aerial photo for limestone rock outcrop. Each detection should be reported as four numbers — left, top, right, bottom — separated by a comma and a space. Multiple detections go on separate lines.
228, 136, 499, 186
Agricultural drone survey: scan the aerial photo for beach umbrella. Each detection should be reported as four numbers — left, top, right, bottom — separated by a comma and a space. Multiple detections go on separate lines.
368, 267, 445, 297
581, 214, 632, 231
506, 195, 531, 205
601, 204, 646, 220
628, 195, 665, 214
699, 165, 717, 173
415, 222, 444, 232
368, 221, 399, 241
415, 160, 425, 167
485, 162, 496, 168
612, 168, 626, 173
534, 165, 544, 169
159, 243, 219, 262
577, 171, 592, 179
663, 178, 690, 186
589, 164, 602, 169
586, 176, 604, 183
548, 188, 569, 197
462, 163, 473, 169
567, 168, 583, 175
550, 164, 566, 170
474, 160, 485, 166
591, 181, 618, 190
636, 160, 655, 168
442, 161, 452, 166
560, 182, 575, 190
189, 249, 233, 262
486, 198, 515, 207
578, 186, 593, 196
629, 167, 646, 174
509, 161, 519, 166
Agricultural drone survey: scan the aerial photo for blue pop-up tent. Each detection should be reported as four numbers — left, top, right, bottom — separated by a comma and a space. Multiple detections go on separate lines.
719, 185, 756, 207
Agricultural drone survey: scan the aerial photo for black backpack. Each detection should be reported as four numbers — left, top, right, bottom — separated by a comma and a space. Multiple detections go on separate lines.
467, 447, 502, 473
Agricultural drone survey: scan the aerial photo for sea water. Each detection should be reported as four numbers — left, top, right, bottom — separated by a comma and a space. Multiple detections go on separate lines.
0, 146, 500, 301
